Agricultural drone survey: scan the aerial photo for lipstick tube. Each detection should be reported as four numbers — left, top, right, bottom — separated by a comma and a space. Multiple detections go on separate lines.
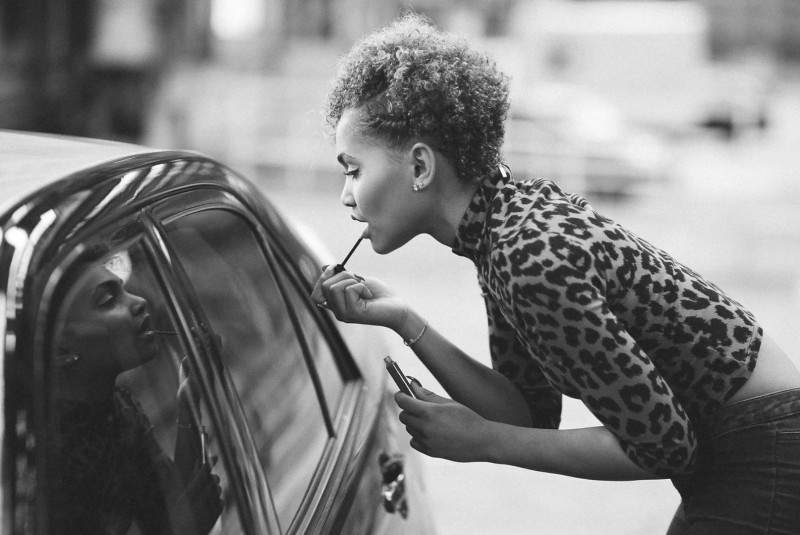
384, 356, 417, 398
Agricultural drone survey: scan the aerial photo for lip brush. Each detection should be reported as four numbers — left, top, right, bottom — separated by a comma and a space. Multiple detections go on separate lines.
334, 237, 363, 273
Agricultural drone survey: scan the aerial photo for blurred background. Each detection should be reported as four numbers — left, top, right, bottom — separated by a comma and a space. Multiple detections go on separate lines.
3, 0, 799, 533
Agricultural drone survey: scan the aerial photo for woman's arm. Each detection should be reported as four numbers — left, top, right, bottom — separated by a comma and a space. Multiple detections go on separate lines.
488, 423, 659, 481
400, 307, 533, 427
313, 268, 531, 427
396, 385, 659, 481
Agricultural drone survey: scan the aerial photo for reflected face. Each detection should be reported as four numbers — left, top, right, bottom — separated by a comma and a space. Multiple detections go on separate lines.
336, 108, 424, 254
58, 264, 158, 376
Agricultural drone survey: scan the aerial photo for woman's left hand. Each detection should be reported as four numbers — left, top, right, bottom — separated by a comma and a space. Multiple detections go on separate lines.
170, 457, 223, 535
395, 383, 494, 463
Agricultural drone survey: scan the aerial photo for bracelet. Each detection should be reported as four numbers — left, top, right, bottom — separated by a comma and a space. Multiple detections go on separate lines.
403, 320, 428, 347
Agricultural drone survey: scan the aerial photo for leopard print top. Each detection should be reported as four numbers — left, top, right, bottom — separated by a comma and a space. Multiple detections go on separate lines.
452, 167, 762, 477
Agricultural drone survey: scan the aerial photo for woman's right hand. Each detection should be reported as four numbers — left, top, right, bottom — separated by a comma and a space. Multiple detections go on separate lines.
312, 266, 408, 332
170, 457, 223, 535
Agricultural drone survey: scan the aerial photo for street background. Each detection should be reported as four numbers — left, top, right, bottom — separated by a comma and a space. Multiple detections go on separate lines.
4, 0, 800, 533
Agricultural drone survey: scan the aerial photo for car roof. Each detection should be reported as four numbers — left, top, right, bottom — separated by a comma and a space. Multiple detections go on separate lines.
0, 130, 159, 214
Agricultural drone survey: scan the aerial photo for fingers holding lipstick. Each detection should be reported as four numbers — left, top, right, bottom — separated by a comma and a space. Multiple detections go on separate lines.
311, 265, 344, 305
326, 277, 373, 320
312, 269, 409, 330
312, 267, 366, 309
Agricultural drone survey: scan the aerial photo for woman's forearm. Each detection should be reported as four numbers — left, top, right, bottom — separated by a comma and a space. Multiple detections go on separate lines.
483, 422, 659, 481
174, 422, 202, 482
396, 309, 533, 427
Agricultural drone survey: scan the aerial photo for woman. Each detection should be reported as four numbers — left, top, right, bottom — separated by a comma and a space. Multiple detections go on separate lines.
49, 252, 222, 534
312, 13, 800, 534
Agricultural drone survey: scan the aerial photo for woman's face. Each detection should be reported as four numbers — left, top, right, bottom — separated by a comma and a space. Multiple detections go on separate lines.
58, 263, 158, 377
335, 108, 426, 254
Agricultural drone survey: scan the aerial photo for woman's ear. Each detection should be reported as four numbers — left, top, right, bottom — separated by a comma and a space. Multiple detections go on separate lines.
409, 142, 436, 191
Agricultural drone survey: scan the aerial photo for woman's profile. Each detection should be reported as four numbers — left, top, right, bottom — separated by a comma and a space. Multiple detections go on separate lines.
312, 13, 800, 533
48, 250, 222, 534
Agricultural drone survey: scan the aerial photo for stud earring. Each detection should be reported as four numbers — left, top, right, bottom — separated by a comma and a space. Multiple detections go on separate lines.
60, 353, 82, 368
412, 182, 423, 192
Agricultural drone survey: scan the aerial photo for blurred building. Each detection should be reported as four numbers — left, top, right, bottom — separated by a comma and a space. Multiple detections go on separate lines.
586, 0, 800, 60
0, 0, 92, 132
697, 0, 800, 59
2, 0, 798, 141
0, 0, 209, 138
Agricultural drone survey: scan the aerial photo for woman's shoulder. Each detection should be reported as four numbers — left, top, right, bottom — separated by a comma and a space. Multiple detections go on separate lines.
515, 177, 592, 209
490, 178, 616, 250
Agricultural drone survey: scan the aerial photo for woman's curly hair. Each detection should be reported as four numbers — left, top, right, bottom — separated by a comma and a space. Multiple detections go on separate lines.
326, 13, 510, 182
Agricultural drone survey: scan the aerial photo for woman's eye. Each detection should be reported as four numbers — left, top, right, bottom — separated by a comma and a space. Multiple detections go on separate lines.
95, 284, 121, 308
343, 168, 360, 179
96, 292, 115, 308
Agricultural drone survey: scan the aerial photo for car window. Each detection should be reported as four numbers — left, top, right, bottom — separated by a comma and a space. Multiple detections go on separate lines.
281, 279, 347, 413
41, 239, 239, 535
163, 207, 343, 529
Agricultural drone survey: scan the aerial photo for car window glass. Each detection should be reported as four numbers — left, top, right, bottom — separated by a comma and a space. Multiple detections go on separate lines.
43, 240, 239, 535
282, 282, 346, 413
164, 208, 332, 529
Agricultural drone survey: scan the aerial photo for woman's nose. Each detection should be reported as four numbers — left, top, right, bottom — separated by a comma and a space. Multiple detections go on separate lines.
128, 292, 148, 316
340, 177, 355, 207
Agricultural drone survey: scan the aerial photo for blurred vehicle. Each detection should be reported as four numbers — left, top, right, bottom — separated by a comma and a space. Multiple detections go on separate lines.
504, 82, 670, 197
699, 54, 774, 138
505, 0, 773, 140
0, 130, 435, 535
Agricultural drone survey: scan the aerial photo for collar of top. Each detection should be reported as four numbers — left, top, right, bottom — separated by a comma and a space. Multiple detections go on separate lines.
451, 164, 511, 263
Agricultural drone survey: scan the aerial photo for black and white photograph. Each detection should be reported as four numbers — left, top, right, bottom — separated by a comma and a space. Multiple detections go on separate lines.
2, 1, 799, 533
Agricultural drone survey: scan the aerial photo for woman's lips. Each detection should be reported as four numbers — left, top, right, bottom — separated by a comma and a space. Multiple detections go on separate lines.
351, 215, 369, 238
137, 315, 153, 336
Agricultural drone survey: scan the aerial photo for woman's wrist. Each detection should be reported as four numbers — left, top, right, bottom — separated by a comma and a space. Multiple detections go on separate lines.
395, 307, 426, 343
479, 420, 508, 464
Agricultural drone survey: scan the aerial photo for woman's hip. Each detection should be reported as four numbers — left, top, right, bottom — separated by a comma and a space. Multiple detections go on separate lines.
669, 388, 800, 534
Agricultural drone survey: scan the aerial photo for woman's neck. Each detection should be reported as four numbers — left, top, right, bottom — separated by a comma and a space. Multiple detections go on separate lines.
428, 167, 481, 247
55, 372, 118, 405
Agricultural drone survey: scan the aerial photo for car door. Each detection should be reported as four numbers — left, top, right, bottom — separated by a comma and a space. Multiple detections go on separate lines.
1, 157, 291, 534
3, 154, 429, 534
151, 189, 350, 530
144, 169, 428, 534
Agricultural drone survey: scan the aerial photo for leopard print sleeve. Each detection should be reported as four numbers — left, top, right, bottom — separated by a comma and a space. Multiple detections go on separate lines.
482, 283, 563, 429
493, 233, 698, 477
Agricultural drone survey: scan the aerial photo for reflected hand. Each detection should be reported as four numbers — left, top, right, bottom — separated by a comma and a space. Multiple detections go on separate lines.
177, 357, 201, 417
176, 357, 207, 480
171, 456, 223, 535
312, 266, 408, 331
395, 383, 493, 463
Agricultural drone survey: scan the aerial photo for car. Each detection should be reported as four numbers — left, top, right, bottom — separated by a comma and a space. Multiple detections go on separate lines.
504, 82, 669, 198
0, 130, 436, 535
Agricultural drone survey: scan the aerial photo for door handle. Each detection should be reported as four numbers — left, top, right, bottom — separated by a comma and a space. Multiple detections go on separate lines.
378, 452, 408, 519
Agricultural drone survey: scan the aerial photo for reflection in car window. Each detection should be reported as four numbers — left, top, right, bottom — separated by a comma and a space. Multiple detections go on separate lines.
43, 241, 237, 535
165, 208, 339, 529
